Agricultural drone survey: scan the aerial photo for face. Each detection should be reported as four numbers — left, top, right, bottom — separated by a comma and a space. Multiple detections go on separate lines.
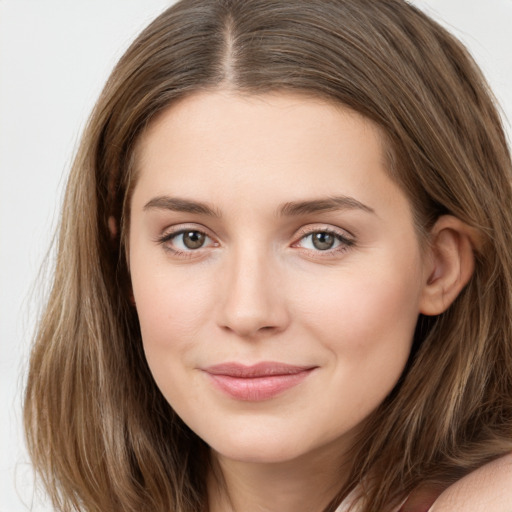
129, 91, 429, 466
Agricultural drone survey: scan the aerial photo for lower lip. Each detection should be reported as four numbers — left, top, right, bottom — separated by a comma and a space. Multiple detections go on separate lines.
205, 370, 314, 401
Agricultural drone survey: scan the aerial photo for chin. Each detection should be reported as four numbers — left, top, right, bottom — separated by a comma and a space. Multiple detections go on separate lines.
202, 426, 301, 464
206, 425, 340, 466
212, 442, 303, 465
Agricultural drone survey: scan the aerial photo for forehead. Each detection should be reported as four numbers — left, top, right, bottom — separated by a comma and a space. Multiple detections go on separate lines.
131, 90, 410, 221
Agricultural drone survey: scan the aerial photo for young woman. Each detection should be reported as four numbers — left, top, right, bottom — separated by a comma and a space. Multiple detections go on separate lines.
24, 1, 512, 511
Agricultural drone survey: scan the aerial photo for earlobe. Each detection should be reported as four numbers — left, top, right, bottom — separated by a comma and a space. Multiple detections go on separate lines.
419, 216, 479, 316
108, 215, 118, 239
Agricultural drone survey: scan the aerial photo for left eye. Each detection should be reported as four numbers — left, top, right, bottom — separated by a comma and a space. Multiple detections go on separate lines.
166, 230, 212, 250
297, 231, 349, 251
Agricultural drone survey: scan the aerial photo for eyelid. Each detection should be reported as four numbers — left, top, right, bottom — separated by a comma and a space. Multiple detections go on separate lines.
293, 224, 355, 241
156, 223, 214, 240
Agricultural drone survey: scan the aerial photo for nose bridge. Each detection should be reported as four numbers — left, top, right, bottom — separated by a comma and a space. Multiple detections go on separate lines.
218, 240, 287, 337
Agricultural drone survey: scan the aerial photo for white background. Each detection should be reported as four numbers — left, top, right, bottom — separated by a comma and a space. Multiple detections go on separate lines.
1, 1, 511, 510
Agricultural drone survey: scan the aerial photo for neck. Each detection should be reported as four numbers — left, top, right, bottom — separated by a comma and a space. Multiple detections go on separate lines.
207, 443, 351, 512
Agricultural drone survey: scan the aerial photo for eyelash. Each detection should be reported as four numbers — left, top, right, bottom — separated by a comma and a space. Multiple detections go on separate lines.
156, 226, 355, 259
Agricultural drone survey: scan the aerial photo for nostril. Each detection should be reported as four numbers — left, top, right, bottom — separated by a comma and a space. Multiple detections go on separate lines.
220, 323, 278, 336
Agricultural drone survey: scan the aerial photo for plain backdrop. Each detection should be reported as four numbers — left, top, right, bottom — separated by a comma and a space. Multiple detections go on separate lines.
1, 1, 511, 510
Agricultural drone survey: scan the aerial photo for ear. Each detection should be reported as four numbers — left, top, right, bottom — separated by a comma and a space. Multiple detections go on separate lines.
108, 215, 118, 239
419, 215, 479, 316
108, 215, 136, 305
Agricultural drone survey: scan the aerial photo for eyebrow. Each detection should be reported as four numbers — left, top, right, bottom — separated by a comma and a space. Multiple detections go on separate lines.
278, 196, 375, 216
143, 195, 374, 217
143, 196, 222, 217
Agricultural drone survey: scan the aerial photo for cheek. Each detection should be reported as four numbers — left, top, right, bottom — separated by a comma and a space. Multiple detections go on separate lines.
131, 259, 216, 368
131, 268, 218, 417
297, 254, 422, 379
292, 266, 421, 437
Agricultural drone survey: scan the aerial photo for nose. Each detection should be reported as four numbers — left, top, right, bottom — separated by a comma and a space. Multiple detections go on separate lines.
216, 247, 290, 338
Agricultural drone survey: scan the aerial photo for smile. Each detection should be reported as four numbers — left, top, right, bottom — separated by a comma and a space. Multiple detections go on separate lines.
201, 362, 317, 401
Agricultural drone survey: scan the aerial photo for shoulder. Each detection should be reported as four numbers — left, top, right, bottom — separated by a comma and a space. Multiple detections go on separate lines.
429, 452, 512, 512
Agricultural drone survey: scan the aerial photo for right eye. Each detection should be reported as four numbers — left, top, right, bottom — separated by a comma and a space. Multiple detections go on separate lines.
157, 228, 217, 255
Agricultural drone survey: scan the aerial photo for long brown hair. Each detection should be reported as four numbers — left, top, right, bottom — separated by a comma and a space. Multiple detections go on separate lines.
24, 1, 512, 511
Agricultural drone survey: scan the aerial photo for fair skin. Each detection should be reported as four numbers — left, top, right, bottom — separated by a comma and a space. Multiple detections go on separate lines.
430, 451, 512, 511
128, 91, 506, 512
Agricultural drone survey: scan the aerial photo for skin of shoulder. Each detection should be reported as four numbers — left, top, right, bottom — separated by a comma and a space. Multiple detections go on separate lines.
429, 452, 512, 511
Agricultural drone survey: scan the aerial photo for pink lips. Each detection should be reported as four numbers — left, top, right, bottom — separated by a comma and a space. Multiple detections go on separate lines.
202, 362, 316, 401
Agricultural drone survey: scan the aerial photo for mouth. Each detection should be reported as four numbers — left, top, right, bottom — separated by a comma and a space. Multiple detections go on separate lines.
201, 362, 317, 401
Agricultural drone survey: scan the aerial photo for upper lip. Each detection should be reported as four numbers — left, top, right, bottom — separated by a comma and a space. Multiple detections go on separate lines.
202, 362, 317, 378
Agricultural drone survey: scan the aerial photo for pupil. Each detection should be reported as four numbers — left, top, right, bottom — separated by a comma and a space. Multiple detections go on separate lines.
312, 232, 335, 250
183, 231, 205, 249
